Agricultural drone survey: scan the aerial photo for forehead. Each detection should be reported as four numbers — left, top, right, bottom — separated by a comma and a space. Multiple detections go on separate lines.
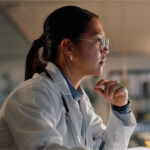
81, 17, 105, 37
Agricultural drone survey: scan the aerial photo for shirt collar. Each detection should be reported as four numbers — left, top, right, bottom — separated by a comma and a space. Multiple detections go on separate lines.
59, 68, 83, 101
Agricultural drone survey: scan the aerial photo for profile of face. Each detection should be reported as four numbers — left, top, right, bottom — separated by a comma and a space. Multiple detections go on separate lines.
71, 17, 109, 77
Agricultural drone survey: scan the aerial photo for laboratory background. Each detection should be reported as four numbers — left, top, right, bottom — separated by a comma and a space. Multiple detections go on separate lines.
0, 0, 150, 148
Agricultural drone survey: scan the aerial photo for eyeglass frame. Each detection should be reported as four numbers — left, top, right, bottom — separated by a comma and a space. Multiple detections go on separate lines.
74, 35, 109, 51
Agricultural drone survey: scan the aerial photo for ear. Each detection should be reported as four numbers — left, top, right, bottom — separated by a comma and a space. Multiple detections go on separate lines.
60, 38, 74, 58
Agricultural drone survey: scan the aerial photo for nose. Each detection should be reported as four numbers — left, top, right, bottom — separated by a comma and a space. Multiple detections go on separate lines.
101, 47, 109, 56
100, 38, 109, 54
101, 47, 109, 53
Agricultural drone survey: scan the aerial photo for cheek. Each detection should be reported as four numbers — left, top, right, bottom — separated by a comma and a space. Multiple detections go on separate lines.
80, 47, 101, 63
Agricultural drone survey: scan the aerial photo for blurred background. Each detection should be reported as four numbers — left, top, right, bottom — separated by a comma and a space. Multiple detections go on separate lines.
0, 0, 150, 148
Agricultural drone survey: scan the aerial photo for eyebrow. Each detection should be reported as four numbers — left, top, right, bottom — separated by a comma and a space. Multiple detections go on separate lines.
90, 30, 105, 36
96, 32, 105, 36
91, 33, 105, 38
81, 30, 105, 38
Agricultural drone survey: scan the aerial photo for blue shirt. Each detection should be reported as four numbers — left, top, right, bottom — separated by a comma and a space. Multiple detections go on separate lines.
60, 70, 83, 101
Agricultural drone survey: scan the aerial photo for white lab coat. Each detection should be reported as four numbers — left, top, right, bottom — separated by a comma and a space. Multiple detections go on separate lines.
0, 62, 136, 150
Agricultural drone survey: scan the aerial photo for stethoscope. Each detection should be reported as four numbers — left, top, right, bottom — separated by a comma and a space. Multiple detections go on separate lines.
44, 69, 82, 146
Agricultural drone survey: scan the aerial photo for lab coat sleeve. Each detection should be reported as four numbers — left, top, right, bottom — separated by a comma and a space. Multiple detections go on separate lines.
86, 98, 136, 150
2, 81, 90, 150
104, 109, 136, 150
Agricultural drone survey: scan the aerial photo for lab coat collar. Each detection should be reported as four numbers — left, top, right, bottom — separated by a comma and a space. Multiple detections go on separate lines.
46, 62, 71, 96
46, 62, 84, 99
58, 66, 83, 101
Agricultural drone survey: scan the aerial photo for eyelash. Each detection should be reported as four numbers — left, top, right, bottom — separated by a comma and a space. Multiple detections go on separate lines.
94, 38, 102, 43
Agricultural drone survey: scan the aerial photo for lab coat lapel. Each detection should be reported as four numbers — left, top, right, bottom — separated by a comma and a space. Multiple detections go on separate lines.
62, 94, 83, 146
46, 62, 83, 146
78, 89, 92, 131
79, 94, 93, 148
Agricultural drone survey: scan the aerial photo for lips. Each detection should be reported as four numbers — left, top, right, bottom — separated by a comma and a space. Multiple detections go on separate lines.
99, 58, 107, 64
99, 61, 105, 65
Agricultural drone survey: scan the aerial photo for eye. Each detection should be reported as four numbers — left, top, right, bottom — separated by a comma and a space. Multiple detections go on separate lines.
94, 38, 101, 43
94, 38, 102, 44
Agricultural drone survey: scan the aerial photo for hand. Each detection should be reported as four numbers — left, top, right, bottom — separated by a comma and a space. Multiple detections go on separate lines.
94, 79, 128, 107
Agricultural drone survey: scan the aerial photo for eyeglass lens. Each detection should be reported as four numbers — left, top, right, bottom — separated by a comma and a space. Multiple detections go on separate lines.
101, 38, 109, 51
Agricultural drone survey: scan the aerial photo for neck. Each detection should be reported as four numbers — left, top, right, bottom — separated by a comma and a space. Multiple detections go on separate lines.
57, 63, 85, 89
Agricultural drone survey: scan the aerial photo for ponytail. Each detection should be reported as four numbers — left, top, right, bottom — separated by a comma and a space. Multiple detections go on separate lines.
25, 35, 47, 81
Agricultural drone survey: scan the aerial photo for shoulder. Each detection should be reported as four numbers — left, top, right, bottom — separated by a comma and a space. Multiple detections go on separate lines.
8, 73, 60, 99
1, 73, 62, 118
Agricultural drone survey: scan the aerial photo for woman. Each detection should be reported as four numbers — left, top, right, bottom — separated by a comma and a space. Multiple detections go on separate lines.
0, 6, 136, 150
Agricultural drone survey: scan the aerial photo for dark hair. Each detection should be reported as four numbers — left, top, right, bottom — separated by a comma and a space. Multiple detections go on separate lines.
25, 5, 98, 80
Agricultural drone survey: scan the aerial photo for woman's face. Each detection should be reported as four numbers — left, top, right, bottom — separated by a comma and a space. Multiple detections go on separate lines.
72, 17, 109, 76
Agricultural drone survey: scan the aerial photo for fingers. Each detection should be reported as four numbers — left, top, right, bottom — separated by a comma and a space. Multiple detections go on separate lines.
114, 87, 127, 98
113, 87, 128, 106
105, 81, 118, 99
95, 80, 120, 99
95, 79, 105, 88
94, 79, 128, 106
107, 83, 123, 99
94, 79, 107, 98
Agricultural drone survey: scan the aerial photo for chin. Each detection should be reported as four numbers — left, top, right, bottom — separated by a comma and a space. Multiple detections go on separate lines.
87, 65, 104, 76
96, 66, 104, 76
90, 68, 103, 76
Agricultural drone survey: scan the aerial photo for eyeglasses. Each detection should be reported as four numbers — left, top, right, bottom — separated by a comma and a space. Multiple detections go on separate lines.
75, 36, 109, 51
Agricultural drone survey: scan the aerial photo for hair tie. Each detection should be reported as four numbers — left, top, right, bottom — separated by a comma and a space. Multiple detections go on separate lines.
32, 34, 44, 49
39, 34, 45, 47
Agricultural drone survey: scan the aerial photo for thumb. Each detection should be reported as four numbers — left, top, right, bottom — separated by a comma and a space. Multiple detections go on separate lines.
94, 85, 105, 98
